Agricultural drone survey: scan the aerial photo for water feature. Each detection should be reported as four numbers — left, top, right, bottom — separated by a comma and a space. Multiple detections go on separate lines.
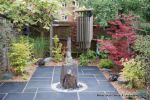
51, 37, 87, 92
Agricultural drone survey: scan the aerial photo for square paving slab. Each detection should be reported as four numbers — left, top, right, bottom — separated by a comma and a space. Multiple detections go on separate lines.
0, 66, 123, 100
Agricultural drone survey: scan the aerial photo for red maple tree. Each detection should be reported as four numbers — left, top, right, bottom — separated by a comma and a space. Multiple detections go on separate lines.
97, 15, 137, 66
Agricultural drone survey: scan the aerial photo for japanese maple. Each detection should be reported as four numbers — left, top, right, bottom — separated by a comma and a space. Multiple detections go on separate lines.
98, 15, 137, 66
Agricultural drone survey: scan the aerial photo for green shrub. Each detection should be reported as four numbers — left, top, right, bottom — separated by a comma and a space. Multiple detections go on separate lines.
8, 36, 32, 75
139, 24, 150, 35
52, 35, 64, 62
79, 50, 96, 66
86, 49, 96, 59
79, 53, 89, 66
133, 35, 150, 57
99, 51, 108, 59
99, 59, 113, 69
120, 58, 146, 88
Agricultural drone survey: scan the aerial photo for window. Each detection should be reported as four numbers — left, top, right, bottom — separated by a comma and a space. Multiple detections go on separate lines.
62, 15, 68, 20
62, 2, 66, 7
65, 16, 67, 20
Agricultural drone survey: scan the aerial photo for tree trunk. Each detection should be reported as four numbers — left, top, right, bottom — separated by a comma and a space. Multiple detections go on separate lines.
60, 63, 78, 89
62, 74, 77, 89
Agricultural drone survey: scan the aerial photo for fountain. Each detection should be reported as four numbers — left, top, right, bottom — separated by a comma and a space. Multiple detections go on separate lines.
51, 37, 87, 92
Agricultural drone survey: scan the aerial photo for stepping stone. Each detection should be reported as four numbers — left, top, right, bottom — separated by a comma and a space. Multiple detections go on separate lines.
32, 72, 52, 78
35, 92, 77, 100
32, 67, 53, 77
0, 66, 122, 100
79, 78, 100, 91
26, 80, 51, 88
38, 88, 53, 92
82, 70, 101, 75
30, 77, 51, 81
98, 85, 117, 92
0, 94, 6, 100
0, 82, 26, 93
95, 74, 107, 81
24, 88, 37, 93
79, 74, 94, 78
4, 93, 34, 100
79, 77, 98, 84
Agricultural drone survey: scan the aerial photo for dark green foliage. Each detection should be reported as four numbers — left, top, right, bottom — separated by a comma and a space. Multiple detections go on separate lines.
99, 59, 113, 69
142, 0, 150, 22
79, 53, 89, 66
118, 0, 142, 14
79, 0, 150, 25
86, 49, 96, 59
133, 35, 150, 57
93, 0, 119, 26
99, 51, 108, 59
79, 0, 119, 26
79, 50, 96, 66
139, 24, 150, 35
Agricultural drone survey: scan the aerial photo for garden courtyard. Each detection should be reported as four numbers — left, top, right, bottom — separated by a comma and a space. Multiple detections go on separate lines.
0, 66, 123, 100
0, 0, 150, 100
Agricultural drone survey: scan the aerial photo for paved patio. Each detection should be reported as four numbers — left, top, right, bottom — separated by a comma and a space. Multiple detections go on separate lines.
0, 66, 123, 100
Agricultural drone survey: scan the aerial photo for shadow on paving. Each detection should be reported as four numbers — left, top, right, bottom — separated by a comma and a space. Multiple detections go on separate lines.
0, 66, 123, 100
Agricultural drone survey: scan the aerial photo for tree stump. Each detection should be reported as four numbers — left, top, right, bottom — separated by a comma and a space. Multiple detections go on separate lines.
62, 74, 77, 89
60, 62, 78, 89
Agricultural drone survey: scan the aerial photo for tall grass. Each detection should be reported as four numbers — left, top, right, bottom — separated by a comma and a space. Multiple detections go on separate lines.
32, 37, 49, 58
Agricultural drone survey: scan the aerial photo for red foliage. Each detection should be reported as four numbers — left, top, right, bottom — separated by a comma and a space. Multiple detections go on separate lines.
97, 15, 137, 66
